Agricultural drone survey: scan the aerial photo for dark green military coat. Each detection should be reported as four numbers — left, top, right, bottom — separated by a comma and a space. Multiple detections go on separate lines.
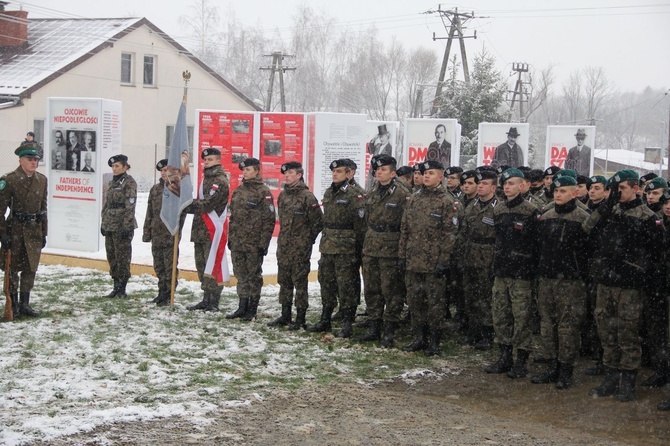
190, 164, 229, 243
460, 196, 499, 270
0, 167, 48, 272
228, 176, 275, 252
277, 180, 323, 263
101, 172, 137, 233
319, 181, 367, 255
363, 178, 410, 258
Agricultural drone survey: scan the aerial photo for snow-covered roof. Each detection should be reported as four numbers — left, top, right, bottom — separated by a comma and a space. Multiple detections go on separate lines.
594, 148, 666, 171
0, 17, 141, 96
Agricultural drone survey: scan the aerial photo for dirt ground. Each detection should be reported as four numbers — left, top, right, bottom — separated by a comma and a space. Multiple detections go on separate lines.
37, 352, 670, 446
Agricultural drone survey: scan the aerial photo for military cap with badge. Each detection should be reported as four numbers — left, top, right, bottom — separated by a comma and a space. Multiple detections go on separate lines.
280, 161, 302, 173
201, 148, 221, 158
15, 141, 42, 159
108, 154, 128, 166
499, 167, 525, 186
156, 159, 168, 171
371, 154, 397, 170
239, 157, 260, 170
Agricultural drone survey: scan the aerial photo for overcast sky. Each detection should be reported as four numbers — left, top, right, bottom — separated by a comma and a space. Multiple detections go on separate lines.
13, 0, 670, 93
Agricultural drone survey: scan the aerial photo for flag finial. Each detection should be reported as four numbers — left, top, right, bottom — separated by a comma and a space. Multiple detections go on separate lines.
182, 70, 191, 101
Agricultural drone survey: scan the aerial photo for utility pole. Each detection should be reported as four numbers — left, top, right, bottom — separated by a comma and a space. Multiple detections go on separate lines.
426, 6, 477, 116
507, 62, 530, 122
260, 52, 296, 111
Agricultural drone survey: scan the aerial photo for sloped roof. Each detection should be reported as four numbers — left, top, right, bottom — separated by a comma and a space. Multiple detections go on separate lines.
594, 148, 666, 171
0, 17, 260, 110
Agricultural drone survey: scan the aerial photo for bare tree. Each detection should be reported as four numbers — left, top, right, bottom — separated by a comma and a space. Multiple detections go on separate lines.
178, 0, 222, 68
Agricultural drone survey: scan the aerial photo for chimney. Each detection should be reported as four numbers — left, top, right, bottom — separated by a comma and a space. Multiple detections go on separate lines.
0, 2, 29, 47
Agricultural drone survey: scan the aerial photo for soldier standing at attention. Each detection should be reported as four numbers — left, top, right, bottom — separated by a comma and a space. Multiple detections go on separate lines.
484, 168, 541, 378
101, 155, 137, 298
398, 160, 457, 356
459, 170, 478, 208
0, 142, 47, 317
527, 169, 548, 206
357, 155, 410, 347
445, 166, 464, 200
584, 170, 664, 402
395, 166, 414, 192
531, 175, 590, 389
225, 158, 275, 321
185, 148, 229, 312
142, 159, 186, 307
542, 165, 560, 202
412, 163, 425, 192
268, 161, 323, 330
309, 159, 367, 338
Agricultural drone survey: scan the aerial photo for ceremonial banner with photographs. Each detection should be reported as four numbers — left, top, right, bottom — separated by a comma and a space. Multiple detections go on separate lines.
306, 113, 367, 200
195, 110, 257, 196
365, 121, 399, 190
477, 123, 530, 168
403, 119, 459, 168
45, 97, 121, 251
545, 125, 596, 176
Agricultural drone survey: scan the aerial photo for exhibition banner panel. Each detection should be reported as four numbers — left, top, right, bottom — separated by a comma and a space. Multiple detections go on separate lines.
403, 119, 459, 168
477, 122, 530, 168
364, 120, 399, 190
545, 125, 596, 176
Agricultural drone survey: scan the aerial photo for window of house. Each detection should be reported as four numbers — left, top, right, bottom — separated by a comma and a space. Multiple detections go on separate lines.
121, 53, 134, 84
143, 55, 156, 86
32, 119, 44, 144
165, 125, 194, 160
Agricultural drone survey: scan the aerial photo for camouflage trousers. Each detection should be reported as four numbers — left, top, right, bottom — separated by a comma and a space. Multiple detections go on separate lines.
152, 244, 179, 294
277, 259, 311, 309
194, 241, 224, 294
492, 277, 533, 351
362, 256, 404, 322
105, 232, 133, 280
537, 278, 586, 364
405, 271, 446, 331
318, 253, 360, 309
641, 290, 669, 365
461, 264, 494, 332
596, 285, 642, 371
230, 250, 264, 300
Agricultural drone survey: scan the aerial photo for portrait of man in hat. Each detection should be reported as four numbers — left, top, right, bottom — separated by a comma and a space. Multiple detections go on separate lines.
564, 128, 591, 176
491, 127, 524, 169
368, 124, 393, 157
425, 124, 451, 167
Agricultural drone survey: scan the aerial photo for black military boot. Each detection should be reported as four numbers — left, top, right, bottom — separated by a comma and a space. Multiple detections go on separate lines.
241, 297, 260, 321
268, 304, 292, 327
585, 360, 605, 376
104, 278, 119, 298
356, 319, 382, 342
507, 349, 529, 379
187, 293, 211, 311
474, 325, 494, 350
616, 369, 637, 402
336, 307, 355, 338
484, 344, 513, 374
288, 307, 307, 331
116, 278, 128, 298
424, 328, 442, 357
155, 289, 170, 307
331, 307, 343, 322
225, 297, 248, 318
403, 326, 429, 352
307, 305, 334, 332
531, 359, 558, 384
380, 321, 397, 348
10, 292, 19, 317
588, 367, 620, 397
641, 360, 668, 387
19, 292, 39, 317
555, 362, 575, 390
205, 291, 222, 312
658, 400, 670, 411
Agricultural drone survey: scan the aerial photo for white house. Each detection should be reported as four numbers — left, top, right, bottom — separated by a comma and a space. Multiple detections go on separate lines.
0, 5, 260, 188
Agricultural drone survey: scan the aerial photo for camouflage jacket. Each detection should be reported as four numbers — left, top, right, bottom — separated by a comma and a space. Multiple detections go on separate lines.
228, 176, 275, 252
143, 179, 185, 248
191, 164, 229, 243
277, 180, 323, 263
399, 184, 457, 273
319, 181, 367, 255
101, 172, 137, 233
459, 196, 499, 270
363, 178, 411, 258
493, 194, 541, 280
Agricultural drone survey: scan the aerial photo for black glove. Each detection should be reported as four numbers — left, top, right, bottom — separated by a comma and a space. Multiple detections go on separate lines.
142, 235, 151, 243
397, 258, 406, 275
258, 247, 268, 256
1, 235, 11, 250
42, 236, 47, 249
100, 228, 107, 237
118, 230, 133, 239
434, 262, 448, 278
182, 203, 196, 214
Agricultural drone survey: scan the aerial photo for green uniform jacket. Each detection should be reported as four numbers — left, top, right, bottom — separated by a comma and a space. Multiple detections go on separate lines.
399, 184, 457, 273
460, 196, 499, 270
143, 179, 186, 248
101, 172, 137, 233
319, 181, 367, 255
190, 164, 229, 243
363, 178, 410, 258
277, 180, 323, 263
0, 167, 48, 272
228, 176, 275, 252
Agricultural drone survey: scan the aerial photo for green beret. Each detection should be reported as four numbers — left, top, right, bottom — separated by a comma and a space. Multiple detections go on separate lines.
552, 176, 578, 190
589, 175, 607, 186
555, 169, 577, 179
15, 141, 41, 158
500, 168, 525, 183
645, 177, 668, 192
661, 189, 670, 203
611, 169, 639, 183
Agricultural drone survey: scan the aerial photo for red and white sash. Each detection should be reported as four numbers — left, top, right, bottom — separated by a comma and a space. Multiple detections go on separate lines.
199, 182, 230, 284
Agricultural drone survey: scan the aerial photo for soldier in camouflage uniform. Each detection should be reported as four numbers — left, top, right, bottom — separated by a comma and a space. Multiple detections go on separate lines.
584, 169, 665, 402
576, 175, 590, 205
542, 165, 560, 202
459, 170, 478, 208
142, 159, 186, 307
484, 168, 541, 379
226, 158, 275, 321
0, 142, 47, 317
357, 155, 410, 347
395, 166, 414, 191
531, 176, 590, 389
412, 163, 425, 192
541, 170, 590, 214
398, 160, 457, 356
268, 161, 323, 330
444, 166, 465, 326
527, 169, 548, 206
185, 148, 229, 312
101, 154, 137, 298
459, 168, 499, 349
309, 159, 367, 338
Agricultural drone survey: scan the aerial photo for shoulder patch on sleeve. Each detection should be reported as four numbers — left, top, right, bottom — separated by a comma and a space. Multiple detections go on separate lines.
0, 179, 5, 191
129, 197, 135, 204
